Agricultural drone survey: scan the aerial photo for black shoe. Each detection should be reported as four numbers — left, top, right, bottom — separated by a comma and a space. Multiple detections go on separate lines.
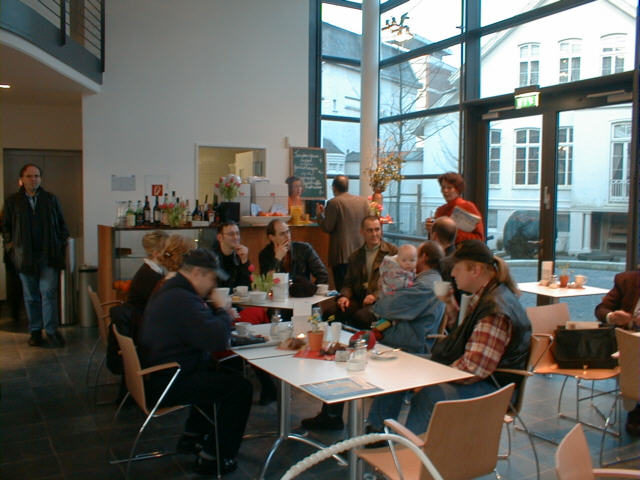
194, 455, 237, 475
301, 412, 344, 431
626, 406, 640, 437
28, 331, 43, 347
48, 330, 66, 347
176, 433, 206, 454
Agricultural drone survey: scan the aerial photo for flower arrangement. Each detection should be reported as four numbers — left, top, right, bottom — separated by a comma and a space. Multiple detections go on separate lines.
215, 174, 242, 202
166, 202, 186, 227
365, 143, 405, 194
250, 271, 275, 292
367, 195, 384, 217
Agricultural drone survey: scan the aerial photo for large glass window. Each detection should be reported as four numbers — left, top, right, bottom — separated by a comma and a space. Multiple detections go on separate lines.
558, 38, 581, 83
322, 4, 362, 57
480, 1, 636, 98
322, 62, 361, 118
514, 128, 540, 186
379, 50, 460, 116
321, 120, 360, 176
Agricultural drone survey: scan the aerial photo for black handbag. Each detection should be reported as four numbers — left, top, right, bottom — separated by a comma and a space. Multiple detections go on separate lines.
552, 325, 618, 369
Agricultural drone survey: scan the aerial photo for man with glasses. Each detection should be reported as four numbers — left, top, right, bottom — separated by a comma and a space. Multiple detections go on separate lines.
212, 221, 252, 289
258, 219, 329, 290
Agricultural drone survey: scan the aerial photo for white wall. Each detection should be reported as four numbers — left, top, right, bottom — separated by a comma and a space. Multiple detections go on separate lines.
82, 0, 309, 263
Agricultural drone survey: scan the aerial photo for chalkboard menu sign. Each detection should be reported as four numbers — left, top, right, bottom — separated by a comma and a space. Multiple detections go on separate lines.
289, 147, 327, 199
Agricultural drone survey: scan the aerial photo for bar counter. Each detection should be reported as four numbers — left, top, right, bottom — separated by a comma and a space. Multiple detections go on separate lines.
97, 223, 330, 302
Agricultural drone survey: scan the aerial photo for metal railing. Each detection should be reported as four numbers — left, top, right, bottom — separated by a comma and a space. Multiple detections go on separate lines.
13, 0, 104, 72
609, 179, 629, 201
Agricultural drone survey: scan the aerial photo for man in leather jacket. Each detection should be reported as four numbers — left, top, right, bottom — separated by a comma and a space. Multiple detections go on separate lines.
2, 164, 69, 347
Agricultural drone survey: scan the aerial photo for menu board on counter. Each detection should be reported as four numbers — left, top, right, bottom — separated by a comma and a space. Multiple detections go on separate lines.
290, 147, 326, 199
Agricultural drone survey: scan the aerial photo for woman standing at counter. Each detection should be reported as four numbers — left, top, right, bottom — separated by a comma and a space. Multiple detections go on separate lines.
425, 172, 485, 244
286, 176, 305, 215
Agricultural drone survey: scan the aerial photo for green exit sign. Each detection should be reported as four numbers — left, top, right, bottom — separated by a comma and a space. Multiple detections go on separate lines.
515, 92, 539, 109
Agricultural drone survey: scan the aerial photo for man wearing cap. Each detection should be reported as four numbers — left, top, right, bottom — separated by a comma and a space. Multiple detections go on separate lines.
138, 248, 252, 475
377, 240, 531, 435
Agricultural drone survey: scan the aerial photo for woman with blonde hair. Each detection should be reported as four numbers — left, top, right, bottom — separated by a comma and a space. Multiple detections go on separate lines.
158, 234, 197, 275
127, 230, 169, 312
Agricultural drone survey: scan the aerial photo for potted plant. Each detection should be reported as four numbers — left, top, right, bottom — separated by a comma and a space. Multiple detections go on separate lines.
306, 310, 324, 352
215, 174, 242, 222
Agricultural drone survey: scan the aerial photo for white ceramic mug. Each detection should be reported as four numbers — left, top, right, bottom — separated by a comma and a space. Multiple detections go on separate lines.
574, 274, 587, 288
316, 284, 329, 295
433, 281, 452, 297
234, 285, 249, 297
235, 322, 251, 336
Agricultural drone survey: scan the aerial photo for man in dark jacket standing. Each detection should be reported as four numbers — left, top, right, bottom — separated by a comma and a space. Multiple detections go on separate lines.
2, 164, 69, 347
139, 249, 252, 475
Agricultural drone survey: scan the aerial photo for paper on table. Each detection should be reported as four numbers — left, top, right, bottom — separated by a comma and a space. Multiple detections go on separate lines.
450, 206, 481, 232
301, 377, 382, 401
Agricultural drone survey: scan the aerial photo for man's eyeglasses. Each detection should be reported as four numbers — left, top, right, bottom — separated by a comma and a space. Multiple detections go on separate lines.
222, 231, 240, 237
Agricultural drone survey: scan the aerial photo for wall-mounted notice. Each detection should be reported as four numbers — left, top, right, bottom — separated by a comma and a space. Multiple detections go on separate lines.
111, 175, 135, 191
290, 147, 326, 199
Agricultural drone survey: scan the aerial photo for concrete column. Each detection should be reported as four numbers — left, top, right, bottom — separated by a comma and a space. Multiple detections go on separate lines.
359, 0, 379, 197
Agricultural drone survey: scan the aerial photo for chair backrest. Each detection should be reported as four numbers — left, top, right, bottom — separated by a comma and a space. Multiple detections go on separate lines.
615, 328, 640, 408
508, 335, 545, 415
526, 303, 570, 370
113, 325, 148, 414
88, 285, 110, 345
526, 303, 570, 335
555, 424, 595, 480
421, 383, 515, 480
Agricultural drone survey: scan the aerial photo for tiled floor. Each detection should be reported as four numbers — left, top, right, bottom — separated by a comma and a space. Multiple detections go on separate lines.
1, 313, 638, 480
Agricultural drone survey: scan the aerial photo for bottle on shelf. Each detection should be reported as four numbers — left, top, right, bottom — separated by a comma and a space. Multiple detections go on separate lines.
161, 194, 169, 225
143, 195, 151, 224
135, 200, 144, 226
207, 202, 215, 224
192, 199, 202, 221
184, 199, 192, 225
170, 190, 177, 206
125, 201, 136, 227
153, 196, 161, 224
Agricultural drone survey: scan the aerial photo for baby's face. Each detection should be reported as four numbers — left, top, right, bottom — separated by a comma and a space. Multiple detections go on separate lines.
397, 247, 417, 271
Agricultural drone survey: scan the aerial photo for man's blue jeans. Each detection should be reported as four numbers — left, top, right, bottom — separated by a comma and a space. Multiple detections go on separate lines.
368, 380, 497, 435
19, 262, 60, 335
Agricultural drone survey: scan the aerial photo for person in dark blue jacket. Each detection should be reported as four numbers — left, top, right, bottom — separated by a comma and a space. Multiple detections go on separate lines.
139, 249, 252, 475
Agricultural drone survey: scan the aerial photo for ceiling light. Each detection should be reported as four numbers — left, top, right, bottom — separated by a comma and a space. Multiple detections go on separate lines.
0, 84, 10, 89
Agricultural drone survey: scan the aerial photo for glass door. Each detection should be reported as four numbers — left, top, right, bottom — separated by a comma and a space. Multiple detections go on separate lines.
486, 114, 543, 298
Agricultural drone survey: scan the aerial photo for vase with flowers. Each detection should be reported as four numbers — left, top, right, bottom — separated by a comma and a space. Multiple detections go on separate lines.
215, 174, 242, 222
364, 142, 405, 221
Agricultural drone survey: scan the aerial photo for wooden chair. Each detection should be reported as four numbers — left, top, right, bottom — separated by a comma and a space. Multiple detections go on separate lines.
356, 383, 515, 480
85, 286, 122, 393
556, 424, 640, 480
108, 326, 221, 480
599, 328, 640, 466
526, 303, 620, 440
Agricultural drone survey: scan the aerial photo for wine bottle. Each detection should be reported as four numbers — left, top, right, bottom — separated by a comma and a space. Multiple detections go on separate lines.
192, 199, 202, 221
135, 201, 144, 226
153, 196, 161, 224
126, 201, 136, 227
185, 200, 192, 224
143, 195, 151, 224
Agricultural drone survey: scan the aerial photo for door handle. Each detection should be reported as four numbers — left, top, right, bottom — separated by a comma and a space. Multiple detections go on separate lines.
527, 239, 543, 247
543, 186, 551, 210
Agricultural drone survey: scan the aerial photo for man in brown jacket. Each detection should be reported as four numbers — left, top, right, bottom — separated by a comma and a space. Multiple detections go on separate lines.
316, 175, 369, 291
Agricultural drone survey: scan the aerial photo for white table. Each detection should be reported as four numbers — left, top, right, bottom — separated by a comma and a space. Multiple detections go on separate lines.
518, 281, 609, 303
234, 294, 333, 317
243, 338, 471, 480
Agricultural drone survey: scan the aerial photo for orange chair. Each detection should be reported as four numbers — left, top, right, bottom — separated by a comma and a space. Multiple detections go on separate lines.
526, 303, 620, 440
